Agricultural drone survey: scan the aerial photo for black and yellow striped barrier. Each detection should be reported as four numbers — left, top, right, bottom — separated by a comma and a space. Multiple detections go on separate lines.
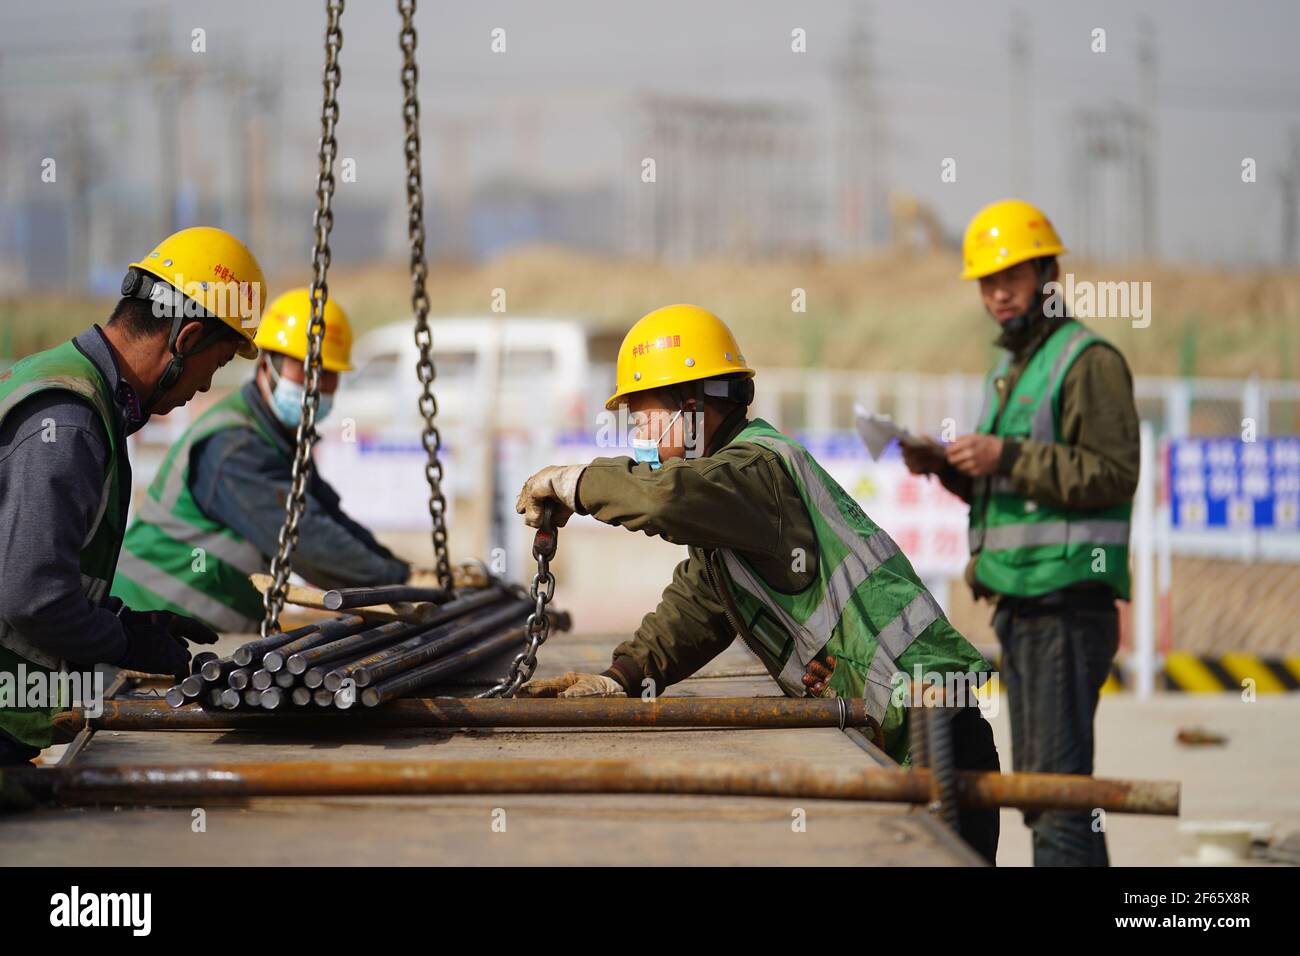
975, 653, 1300, 695
1162, 653, 1300, 693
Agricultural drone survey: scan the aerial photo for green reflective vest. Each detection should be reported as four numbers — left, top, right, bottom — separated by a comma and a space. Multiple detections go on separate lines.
111, 389, 273, 632
970, 320, 1132, 599
0, 340, 129, 748
711, 419, 990, 764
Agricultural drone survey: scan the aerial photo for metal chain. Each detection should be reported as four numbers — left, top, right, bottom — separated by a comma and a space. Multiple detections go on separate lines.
480, 513, 557, 697
398, 0, 452, 591
261, 0, 345, 638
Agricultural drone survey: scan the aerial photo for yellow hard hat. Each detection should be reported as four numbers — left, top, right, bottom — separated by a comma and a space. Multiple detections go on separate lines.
960, 199, 1066, 280
605, 304, 754, 410
128, 226, 267, 359
254, 287, 354, 372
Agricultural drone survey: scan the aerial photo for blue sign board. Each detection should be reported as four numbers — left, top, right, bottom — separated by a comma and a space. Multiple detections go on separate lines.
1169, 437, 1300, 530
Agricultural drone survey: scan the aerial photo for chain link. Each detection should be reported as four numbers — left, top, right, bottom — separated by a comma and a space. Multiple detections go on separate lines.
261, 0, 345, 638
398, 0, 452, 591
480, 517, 557, 698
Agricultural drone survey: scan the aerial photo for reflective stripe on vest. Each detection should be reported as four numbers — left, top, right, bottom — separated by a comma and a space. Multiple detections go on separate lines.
967, 331, 1093, 552
980, 519, 1131, 551
114, 550, 257, 633
111, 390, 275, 630
0, 353, 123, 670
720, 433, 938, 722
969, 321, 1133, 598
152, 410, 250, 513
133, 496, 264, 573
1030, 325, 1092, 443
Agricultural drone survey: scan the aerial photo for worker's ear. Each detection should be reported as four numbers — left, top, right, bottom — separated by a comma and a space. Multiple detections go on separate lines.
173, 319, 210, 355
682, 395, 701, 446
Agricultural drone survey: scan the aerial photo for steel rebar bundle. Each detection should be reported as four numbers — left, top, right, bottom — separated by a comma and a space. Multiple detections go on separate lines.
159, 584, 563, 713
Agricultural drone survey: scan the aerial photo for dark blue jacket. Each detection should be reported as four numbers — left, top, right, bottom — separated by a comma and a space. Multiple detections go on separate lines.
189, 380, 409, 590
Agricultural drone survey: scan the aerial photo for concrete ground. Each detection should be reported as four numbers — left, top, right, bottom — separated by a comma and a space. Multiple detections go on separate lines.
987, 692, 1300, 866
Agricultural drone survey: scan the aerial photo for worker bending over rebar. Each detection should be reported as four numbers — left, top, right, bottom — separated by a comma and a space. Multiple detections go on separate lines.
0, 228, 265, 766
112, 289, 414, 634
515, 304, 1001, 863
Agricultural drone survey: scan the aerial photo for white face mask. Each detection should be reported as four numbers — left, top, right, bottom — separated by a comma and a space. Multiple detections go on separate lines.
630, 409, 682, 470
266, 359, 333, 428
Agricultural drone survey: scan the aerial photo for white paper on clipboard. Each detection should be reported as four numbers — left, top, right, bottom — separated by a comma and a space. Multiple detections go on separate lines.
853, 404, 929, 461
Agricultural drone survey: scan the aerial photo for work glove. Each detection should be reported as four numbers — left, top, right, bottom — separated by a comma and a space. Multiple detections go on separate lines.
518, 671, 624, 698
115, 608, 219, 679
900, 437, 947, 476
516, 464, 586, 529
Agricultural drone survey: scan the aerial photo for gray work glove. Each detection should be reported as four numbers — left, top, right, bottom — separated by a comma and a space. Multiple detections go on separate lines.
516, 464, 586, 528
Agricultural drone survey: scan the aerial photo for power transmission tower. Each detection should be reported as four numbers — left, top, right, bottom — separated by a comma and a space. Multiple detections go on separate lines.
1137, 17, 1158, 258
831, 14, 888, 253
1009, 10, 1032, 197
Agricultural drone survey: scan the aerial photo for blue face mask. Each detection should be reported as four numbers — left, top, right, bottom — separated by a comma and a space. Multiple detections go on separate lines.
267, 361, 333, 428
631, 409, 682, 470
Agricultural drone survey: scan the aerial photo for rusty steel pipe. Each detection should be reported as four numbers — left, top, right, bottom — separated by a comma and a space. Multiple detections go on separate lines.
73, 696, 874, 731
0, 758, 1180, 815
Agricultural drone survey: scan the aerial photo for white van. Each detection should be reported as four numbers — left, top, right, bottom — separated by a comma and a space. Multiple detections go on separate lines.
336, 317, 597, 433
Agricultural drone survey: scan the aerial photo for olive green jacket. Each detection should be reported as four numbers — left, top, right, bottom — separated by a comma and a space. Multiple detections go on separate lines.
576, 411, 820, 694
939, 314, 1140, 598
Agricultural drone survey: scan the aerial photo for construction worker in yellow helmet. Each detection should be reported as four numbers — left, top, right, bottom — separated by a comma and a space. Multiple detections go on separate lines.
112, 288, 414, 634
903, 199, 1139, 866
0, 226, 267, 765
515, 303, 1002, 864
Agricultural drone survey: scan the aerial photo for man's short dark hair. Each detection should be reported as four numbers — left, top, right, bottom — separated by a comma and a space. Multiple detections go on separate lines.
108, 294, 243, 350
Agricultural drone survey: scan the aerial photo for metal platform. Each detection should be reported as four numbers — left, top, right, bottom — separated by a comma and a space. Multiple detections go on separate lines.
0, 633, 982, 866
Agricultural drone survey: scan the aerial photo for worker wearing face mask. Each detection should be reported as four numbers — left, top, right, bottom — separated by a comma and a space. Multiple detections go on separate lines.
515, 305, 1001, 863
110, 289, 411, 633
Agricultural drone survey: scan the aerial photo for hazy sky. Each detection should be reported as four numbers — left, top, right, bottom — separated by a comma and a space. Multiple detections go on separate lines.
3, 0, 1298, 266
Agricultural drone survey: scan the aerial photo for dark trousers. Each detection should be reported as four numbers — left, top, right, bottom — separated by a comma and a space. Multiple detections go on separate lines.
0, 730, 40, 767
951, 704, 1001, 865
993, 592, 1119, 867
